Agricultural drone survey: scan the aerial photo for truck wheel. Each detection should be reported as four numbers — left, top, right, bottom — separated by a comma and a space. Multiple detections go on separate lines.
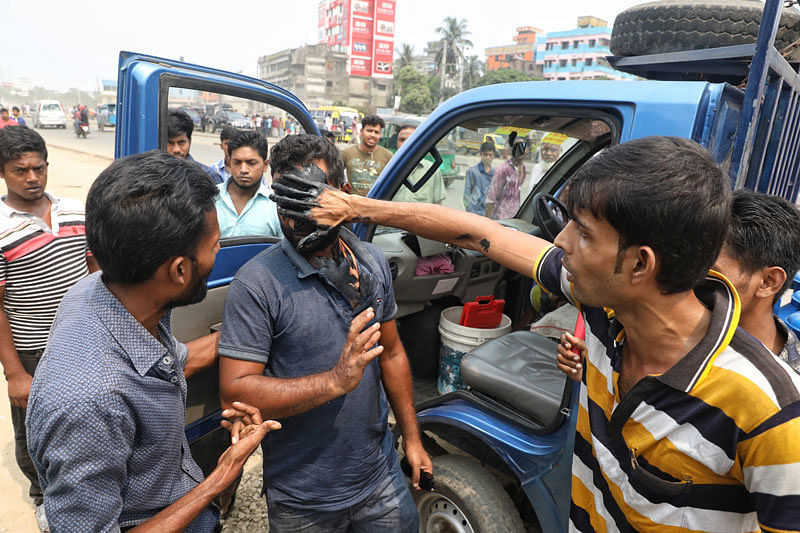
414, 455, 524, 533
206, 122, 215, 134
611, 0, 800, 60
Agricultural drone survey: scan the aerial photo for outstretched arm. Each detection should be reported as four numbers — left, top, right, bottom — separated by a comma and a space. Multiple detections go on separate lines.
271, 174, 552, 277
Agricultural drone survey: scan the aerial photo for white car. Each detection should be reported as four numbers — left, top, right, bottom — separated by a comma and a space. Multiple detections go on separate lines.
31, 100, 66, 129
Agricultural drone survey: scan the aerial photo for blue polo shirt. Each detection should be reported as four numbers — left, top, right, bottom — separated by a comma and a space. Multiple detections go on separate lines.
218, 229, 398, 510
27, 272, 217, 531
463, 161, 494, 214
215, 178, 281, 238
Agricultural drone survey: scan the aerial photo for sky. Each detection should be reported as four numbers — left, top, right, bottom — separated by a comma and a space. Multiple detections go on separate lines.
0, 0, 645, 92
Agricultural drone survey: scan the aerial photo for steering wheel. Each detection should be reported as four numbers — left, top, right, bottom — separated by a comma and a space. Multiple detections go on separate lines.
533, 193, 570, 241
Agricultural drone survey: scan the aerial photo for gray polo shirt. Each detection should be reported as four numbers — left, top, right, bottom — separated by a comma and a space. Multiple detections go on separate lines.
27, 272, 217, 532
219, 229, 398, 511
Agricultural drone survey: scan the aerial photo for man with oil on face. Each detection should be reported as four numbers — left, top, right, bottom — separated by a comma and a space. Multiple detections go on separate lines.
218, 134, 431, 532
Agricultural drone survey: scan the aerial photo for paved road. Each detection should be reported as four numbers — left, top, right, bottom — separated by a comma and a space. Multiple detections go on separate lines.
34, 123, 225, 168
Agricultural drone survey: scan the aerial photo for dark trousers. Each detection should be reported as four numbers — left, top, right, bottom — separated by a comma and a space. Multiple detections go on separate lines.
8, 349, 44, 506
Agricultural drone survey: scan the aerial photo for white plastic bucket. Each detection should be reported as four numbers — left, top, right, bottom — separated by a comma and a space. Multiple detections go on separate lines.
437, 306, 512, 394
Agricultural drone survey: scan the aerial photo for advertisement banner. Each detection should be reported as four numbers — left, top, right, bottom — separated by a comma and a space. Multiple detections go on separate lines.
352, 0, 374, 17
351, 17, 373, 39
352, 39, 373, 58
372, 39, 394, 77
350, 56, 372, 77
375, 0, 395, 20
374, 0, 395, 36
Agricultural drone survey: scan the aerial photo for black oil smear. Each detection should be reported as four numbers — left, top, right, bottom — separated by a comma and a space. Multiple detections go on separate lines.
479, 239, 490, 252
455, 233, 471, 240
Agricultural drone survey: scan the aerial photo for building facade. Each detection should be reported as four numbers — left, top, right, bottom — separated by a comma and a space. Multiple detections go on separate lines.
485, 26, 542, 77
318, 0, 396, 80
535, 17, 636, 81
257, 43, 392, 110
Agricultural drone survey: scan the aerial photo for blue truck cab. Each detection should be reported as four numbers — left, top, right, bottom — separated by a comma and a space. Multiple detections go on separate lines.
115, 1, 800, 528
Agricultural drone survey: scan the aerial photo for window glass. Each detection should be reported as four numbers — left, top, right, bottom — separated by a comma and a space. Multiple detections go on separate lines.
165, 87, 308, 239
380, 115, 612, 228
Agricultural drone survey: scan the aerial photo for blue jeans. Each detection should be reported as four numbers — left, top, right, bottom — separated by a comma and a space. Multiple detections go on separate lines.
267, 462, 418, 532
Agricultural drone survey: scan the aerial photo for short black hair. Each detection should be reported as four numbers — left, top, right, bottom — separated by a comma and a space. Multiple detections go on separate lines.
11, 106, 20, 113
0, 108, 7, 115
219, 126, 240, 143
0, 125, 47, 167
479, 141, 495, 154
361, 114, 384, 129
269, 134, 345, 187
727, 189, 800, 302
227, 130, 268, 161
86, 150, 217, 284
398, 123, 417, 134
566, 136, 730, 294
167, 108, 194, 140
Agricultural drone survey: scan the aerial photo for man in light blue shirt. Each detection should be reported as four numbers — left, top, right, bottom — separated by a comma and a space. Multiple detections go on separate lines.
463, 141, 495, 215
215, 131, 281, 238
209, 127, 239, 185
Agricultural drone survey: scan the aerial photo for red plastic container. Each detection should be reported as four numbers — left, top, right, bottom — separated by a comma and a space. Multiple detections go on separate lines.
459, 296, 506, 329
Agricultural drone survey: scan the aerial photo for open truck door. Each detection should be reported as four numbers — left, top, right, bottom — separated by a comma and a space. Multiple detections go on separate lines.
115, 51, 318, 475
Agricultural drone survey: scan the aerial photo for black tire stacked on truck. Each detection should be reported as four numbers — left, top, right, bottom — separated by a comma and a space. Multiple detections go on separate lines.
611, 0, 800, 60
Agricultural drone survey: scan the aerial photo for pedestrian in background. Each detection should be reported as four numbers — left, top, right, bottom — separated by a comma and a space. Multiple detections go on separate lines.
0, 126, 98, 531
11, 107, 26, 127
0, 108, 18, 129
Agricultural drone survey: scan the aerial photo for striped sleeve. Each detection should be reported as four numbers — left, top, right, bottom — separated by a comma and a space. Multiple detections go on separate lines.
0, 253, 5, 285
531, 244, 576, 305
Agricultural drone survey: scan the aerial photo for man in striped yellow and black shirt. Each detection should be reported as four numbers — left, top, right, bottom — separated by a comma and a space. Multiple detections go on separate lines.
271, 135, 800, 532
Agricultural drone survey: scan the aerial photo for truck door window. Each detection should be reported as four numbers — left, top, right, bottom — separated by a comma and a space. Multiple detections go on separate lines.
166, 87, 307, 186
166, 87, 308, 240
388, 117, 585, 222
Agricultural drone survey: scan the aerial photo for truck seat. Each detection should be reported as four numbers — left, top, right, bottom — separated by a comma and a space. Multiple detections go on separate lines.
461, 330, 569, 427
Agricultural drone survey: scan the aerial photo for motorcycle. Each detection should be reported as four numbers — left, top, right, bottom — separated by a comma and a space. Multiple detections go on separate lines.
74, 119, 89, 138
404, 315, 584, 533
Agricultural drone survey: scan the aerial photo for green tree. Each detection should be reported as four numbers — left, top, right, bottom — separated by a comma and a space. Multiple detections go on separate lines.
396, 65, 426, 94
396, 43, 415, 70
426, 75, 440, 104
463, 55, 485, 90
399, 84, 432, 114
474, 69, 539, 87
435, 17, 473, 98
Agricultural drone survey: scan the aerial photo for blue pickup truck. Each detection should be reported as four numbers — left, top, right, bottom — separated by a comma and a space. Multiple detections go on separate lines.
115, 0, 800, 529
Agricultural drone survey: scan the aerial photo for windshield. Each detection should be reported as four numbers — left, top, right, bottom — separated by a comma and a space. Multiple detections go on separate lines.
42, 104, 61, 112
340, 112, 358, 123
228, 112, 246, 120
183, 108, 199, 119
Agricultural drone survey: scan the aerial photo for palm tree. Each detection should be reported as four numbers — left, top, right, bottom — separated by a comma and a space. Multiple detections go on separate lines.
396, 43, 415, 70
463, 55, 484, 90
435, 17, 473, 99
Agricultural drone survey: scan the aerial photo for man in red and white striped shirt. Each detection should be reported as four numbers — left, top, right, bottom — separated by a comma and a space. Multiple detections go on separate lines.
0, 125, 98, 529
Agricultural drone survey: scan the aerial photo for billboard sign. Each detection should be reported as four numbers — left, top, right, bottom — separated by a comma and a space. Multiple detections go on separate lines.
374, 0, 395, 37
372, 39, 394, 77
350, 56, 372, 77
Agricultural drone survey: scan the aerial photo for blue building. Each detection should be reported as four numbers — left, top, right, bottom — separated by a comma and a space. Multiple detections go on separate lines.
534, 16, 636, 81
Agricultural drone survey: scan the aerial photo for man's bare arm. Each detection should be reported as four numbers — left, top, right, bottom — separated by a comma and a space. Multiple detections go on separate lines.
0, 287, 31, 407
271, 174, 551, 277
184, 331, 220, 378
378, 319, 432, 487
219, 307, 383, 419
